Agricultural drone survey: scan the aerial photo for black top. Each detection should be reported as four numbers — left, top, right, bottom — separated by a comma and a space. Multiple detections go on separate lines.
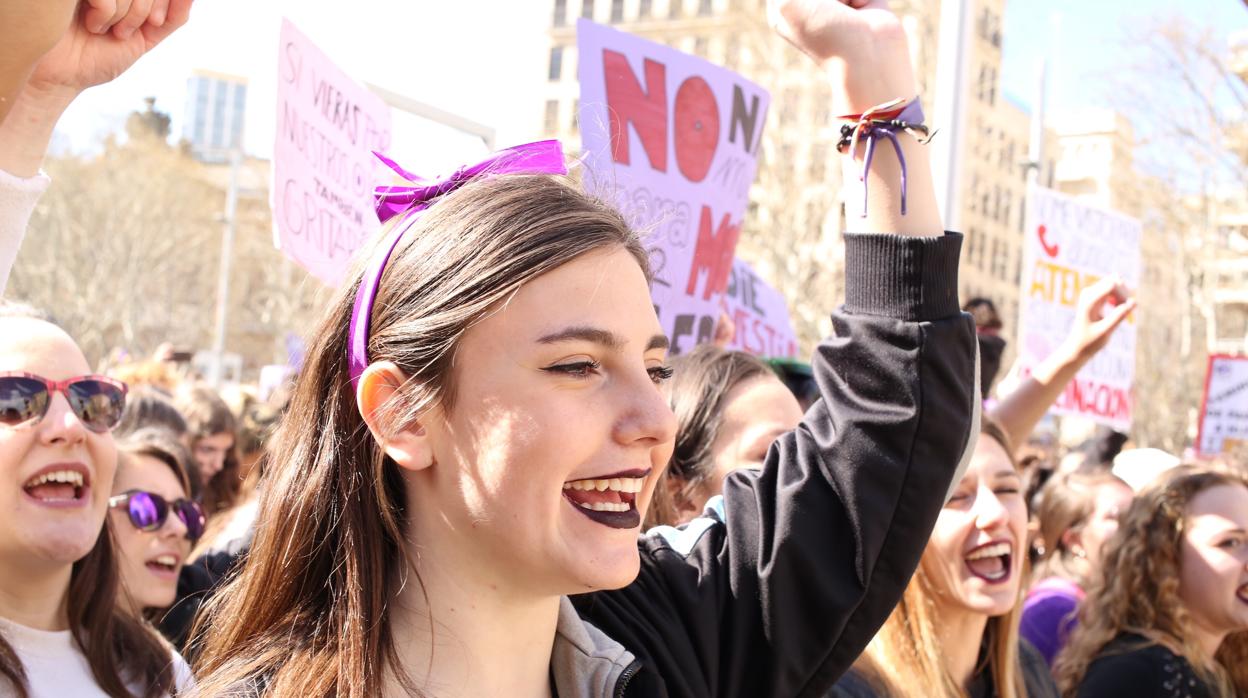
1075, 633, 1215, 698
574, 232, 978, 697
826, 639, 1058, 698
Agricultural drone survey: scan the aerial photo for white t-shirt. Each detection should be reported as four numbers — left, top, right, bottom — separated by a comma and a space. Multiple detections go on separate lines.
0, 616, 193, 697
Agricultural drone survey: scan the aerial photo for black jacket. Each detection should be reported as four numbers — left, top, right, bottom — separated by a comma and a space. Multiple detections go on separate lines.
574, 231, 978, 697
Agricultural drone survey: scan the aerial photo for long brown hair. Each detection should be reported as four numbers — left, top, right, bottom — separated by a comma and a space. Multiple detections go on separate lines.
1055, 466, 1248, 697
857, 418, 1029, 698
1, 525, 179, 698
191, 174, 648, 696
1031, 470, 1130, 586
177, 385, 240, 515
0, 310, 179, 698
645, 344, 773, 528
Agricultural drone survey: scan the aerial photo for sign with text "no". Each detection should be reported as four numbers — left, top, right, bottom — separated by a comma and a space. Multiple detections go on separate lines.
577, 19, 769, 355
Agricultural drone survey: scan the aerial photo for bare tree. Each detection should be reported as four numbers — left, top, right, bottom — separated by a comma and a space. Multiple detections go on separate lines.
10, 126, 323, 373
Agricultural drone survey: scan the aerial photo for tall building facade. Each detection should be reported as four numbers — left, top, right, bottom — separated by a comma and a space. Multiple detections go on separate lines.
182, 70, 247, 163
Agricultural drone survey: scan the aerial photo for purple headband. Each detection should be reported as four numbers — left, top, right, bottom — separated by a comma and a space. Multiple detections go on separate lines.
347, 139, 569, 388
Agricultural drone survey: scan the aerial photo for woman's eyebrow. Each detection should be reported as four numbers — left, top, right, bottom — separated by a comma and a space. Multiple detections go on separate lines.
537, 326, 670, 353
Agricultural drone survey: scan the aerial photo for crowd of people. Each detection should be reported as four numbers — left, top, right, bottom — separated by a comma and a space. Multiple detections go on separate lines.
0, 1, 1245, 697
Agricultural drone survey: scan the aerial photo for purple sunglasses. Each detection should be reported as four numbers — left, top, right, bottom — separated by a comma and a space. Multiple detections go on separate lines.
109, 489, 206, 542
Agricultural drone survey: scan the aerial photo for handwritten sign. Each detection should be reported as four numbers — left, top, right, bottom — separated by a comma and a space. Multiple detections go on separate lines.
1017, 185, 1141, 431
272, 19, 392, 286
1197, 354, 1248, 455
722, 259, 799, 358
577, 19, 769, 355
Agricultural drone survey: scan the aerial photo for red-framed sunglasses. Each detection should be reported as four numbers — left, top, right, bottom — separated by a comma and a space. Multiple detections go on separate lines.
0, 372, 128, 433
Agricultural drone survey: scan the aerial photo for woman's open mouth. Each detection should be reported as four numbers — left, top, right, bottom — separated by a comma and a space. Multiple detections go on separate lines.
562, 470, 648, 530
21, 465, 90, 508
1237, 583, 1248, 606
964, 540, 1013, 584
145, 553, 182, 581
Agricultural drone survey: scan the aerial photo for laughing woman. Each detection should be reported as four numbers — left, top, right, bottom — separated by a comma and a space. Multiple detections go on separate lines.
833, 420, 1058, 698
192, 1, 977, 696
1056, 467, 1248, 698
0, 306, 192, 697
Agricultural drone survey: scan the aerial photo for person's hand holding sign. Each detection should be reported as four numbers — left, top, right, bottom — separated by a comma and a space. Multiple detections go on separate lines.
769, 0, 940, 236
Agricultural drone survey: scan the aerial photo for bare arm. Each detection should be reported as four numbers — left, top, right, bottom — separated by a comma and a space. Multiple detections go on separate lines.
990, 277, 1136, 449
0, 0, 189, 177
771, 0, 939, 236
0, 0, 79, 126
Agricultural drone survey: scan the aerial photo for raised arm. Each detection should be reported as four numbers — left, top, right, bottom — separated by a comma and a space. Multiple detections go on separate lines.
772, 0, 939, 236
0, 0, 78, 127
573, 3, 977, 696
990, 277, 1135, 450
0, 0, 191, 293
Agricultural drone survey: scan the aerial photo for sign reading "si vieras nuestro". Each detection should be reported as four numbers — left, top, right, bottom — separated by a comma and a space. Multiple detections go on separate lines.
577, 19, 770, 356
1017, 185, 1141, 431
272, 19, 393, 287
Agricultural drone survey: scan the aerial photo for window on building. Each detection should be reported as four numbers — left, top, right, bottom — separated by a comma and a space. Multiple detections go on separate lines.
548, 46, 564, 81
811, 143, 828, 182
544, 100, 560, 134
725, 35, 740, 67
698, 0, 713, 15
611, 0, 624, 22
694, 36, 708, 56
572, 98, 580, 134
553, 0, 567, 25
582, 0, 595, 19
669, 0, 682, 18
639, 0, 653, 17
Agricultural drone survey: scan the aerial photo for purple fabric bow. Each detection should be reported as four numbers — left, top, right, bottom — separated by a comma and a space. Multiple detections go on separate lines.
348, 140, 569, 388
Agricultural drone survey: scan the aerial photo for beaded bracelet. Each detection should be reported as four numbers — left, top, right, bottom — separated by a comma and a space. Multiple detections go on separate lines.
836, 97, 934, 216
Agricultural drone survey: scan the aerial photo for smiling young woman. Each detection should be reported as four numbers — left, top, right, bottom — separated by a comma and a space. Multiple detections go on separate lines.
190, 2, 978, 696
834, 419, 1059, 698
0, 307, 191, 697
1056, 467, 1248, 698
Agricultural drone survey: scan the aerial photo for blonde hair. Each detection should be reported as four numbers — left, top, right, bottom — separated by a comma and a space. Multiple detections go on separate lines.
1055, 466, 1248, 697
856, 418, 1029, 698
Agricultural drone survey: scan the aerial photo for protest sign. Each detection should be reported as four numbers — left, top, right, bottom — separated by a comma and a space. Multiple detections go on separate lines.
273, 19, 393, 287
577, 19, 769, 355
1017, 185, 1141, 431
1197, 354, 1248, 455
722, 259, 799, 358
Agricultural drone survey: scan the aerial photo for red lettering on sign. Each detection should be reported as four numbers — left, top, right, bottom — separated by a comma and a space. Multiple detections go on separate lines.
686, 205, 740, 301
603, 50, 668, 172
673, 76, 719, 183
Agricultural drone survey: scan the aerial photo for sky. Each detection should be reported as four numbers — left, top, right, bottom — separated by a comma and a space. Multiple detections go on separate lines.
51, 0, 1248, 174
999, 0, 1248, 114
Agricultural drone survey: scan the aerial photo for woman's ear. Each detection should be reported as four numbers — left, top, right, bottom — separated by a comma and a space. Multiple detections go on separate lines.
1060, 528, 1086, 559
357, 361, 436, 472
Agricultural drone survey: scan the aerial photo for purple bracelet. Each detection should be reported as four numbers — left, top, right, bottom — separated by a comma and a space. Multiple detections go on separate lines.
837, 99, 931, 216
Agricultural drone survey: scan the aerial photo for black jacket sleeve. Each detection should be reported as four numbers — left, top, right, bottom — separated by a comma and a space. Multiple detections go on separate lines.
573, 232, 977, 698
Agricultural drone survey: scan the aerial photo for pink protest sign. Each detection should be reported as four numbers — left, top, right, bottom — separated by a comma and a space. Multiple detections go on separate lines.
577, 19, 769, 355
722, 259, 799, 358
1017, 185, 1141, 431
272, 19, 393, 287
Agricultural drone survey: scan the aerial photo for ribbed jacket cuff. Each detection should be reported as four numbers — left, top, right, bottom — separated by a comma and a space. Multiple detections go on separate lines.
842, 231, 963, 321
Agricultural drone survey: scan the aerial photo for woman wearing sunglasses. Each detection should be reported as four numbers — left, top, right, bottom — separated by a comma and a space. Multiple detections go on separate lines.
0, 305, 191, 697
111, 428, 205, 623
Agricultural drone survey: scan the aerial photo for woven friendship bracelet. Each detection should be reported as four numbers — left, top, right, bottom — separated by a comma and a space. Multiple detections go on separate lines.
836, 97, 935, 216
